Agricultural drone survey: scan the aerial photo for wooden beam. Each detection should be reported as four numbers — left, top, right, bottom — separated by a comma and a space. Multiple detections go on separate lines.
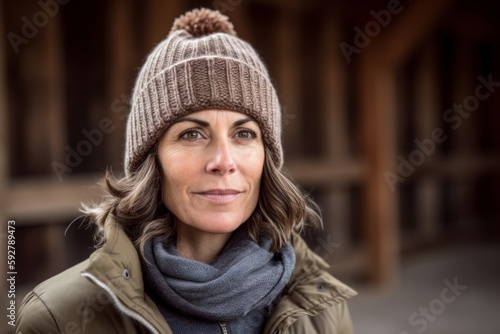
422, 155, 500, 178
5, 176, 103, 222
360, 0, 456, 286
286, 160, 365, 187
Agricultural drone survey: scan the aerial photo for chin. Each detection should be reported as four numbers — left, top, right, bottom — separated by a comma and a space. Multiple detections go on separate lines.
196, 213, 247, 234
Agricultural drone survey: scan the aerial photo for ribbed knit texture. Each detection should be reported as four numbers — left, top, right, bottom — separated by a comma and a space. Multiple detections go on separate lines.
125, 9, 283, 174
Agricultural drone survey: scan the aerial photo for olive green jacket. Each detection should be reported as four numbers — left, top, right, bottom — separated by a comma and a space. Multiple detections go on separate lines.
16, 217, 356, 334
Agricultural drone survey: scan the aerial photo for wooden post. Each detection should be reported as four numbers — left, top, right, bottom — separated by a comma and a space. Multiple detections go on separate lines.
320, 15, 352, 254
276, 9, 302, 160
45, 5, 66, 167
415, 43, 440, 241
38, 11, 67, 281
275, 9, 303, 164
106, 0, 136, 171
0, 2, 9, 333
359, 57, 399, 285
321, 14, 349, 160
450, 37, 477, 234
360, 0, 455, 285
492, 51, 500, 237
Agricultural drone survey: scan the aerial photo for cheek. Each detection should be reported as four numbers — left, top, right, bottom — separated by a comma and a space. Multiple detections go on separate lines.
159, 153, 193, 207
239, 150, 265, 194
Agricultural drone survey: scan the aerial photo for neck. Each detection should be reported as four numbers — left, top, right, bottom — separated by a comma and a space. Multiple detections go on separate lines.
176, 224, 232, 264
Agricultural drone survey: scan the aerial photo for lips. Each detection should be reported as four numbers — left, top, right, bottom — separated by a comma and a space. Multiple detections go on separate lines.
195, 189, 241, 204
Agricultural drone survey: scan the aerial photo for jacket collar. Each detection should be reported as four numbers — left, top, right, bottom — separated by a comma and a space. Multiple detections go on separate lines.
290, 232, 356, 303
82, 215, 171, 334
263, 233, 357, 333
82, 216, 356, 333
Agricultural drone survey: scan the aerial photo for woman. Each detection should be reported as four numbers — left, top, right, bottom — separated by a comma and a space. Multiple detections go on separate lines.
17, 8, 356, 334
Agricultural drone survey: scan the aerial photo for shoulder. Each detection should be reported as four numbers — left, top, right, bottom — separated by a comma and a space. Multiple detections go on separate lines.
16, 259, 131, 334
287, 301, 355, 334
290, 233, 356, 301
278, 233, 357, 333
16, 260, 97, 332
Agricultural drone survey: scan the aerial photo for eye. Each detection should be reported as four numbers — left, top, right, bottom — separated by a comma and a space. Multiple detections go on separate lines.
179, 129, 204, 141
235, 129, 257, 140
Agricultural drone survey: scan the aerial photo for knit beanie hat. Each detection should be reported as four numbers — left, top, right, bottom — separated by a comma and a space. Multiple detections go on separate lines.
125, 8, 283, 175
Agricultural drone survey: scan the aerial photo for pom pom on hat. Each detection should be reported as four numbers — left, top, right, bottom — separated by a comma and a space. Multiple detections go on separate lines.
171, 8, 237, 37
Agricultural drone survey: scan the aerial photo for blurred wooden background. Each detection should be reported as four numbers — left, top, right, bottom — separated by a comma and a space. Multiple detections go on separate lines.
1, 1, 499, 327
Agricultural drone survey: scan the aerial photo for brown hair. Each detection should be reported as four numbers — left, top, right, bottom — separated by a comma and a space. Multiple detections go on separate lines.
82, 147, 321, 255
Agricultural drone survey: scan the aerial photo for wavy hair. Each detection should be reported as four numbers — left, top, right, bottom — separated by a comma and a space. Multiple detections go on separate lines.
82, 147, 322, 256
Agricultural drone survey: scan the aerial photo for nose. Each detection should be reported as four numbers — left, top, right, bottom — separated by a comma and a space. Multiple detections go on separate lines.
206, 138, 236, 175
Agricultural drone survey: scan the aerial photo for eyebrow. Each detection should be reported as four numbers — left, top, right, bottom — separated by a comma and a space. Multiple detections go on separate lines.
233, 117, 254, 126
172, 117, 210, 127
173, 116, 255, 127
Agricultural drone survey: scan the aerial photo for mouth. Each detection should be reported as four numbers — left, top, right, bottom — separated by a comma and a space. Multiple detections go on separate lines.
194, 189, 242, 204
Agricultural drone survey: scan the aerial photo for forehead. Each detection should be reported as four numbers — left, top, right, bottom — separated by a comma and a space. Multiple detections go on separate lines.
172, 109, 259, 126
182, 109, 248, 119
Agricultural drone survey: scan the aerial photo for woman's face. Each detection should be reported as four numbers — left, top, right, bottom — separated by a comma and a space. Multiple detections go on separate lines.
158, 109, 265, 235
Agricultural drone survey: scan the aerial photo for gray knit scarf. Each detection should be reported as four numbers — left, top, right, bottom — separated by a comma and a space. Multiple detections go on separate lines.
142, 226, 296, 323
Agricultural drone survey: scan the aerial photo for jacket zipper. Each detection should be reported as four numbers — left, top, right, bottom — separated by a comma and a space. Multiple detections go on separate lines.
218, 321, 229, 334
81, 272, 160, 334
